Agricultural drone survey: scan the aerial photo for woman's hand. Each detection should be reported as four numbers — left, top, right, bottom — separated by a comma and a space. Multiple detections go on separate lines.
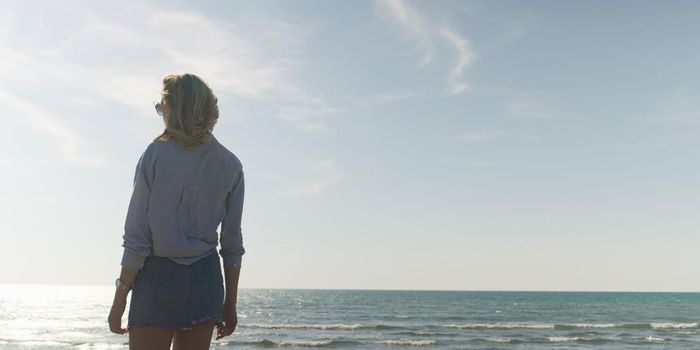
216, 299, 238, 340
108, 292, 129, 334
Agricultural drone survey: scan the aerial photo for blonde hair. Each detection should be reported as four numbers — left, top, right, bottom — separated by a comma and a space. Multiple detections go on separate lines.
153, 73, 219, 151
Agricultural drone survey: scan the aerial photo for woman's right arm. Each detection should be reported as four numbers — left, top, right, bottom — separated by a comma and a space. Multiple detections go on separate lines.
219, 167, 246, 300
217, 167, 245, 339
224, 267, 241, 303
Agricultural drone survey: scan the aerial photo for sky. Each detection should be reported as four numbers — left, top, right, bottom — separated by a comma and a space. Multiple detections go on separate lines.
1, 0, 699, 292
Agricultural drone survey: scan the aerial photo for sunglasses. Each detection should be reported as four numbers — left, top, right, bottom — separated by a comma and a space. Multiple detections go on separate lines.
153, 100, 163, 117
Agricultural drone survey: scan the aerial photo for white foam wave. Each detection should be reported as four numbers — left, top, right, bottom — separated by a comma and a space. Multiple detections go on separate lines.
563, 323, 618, 328
275, 339, 335, 347
445, 322, 699, 331
246, 323, 362, 330
548, 336, 580, 342
5, 340, 70, 347
444, 323, 554, 329
645, 336, 666, 342
376, 339, 435, 346
76, 344, 127, 349
411, 331, 441, 336
651, 322, 698, 329
487, 337, 511, 343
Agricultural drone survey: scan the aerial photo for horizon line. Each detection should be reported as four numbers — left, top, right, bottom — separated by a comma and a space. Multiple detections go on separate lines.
2, 283, 700, 294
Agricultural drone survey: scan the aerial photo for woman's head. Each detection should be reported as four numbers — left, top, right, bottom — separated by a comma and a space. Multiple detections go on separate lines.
153, 73, 219, 151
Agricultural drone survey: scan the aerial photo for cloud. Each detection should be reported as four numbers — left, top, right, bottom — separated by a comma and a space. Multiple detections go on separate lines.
458, 130, 504, 142
478, 15, 535, 57
375, 0, 476, 95
507, 98, 553, 119
370, 89, 420, 104
477, 86, 561, 119
256, 160, 343, 196
336, 89, 420, 113
284, 160, 343, 196
454, 159, 519, 167
429, 157, 519, 167
450, 83, 472, 95
647, 88, 700, 125
0, 3, 341, 137
0, 91, 107, 168
439, 25, 476, 80
374, 0, 434, 68
273, 90, 346, 133
478, 86, 557, 119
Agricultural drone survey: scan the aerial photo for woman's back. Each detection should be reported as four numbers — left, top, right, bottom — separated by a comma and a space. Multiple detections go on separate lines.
121, 133, 246, 271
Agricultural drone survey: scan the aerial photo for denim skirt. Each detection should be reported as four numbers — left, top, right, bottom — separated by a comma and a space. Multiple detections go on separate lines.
127, 250, 225, 331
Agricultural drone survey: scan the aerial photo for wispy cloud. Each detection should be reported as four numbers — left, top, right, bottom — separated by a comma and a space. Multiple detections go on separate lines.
284, 160, 343, 196
336, 89, 420, 113
274, 92, 345, 133
647, 88, 700, 125
0, 91, 107, 168
478, 15, 535, 57
370, 90, 420, 104
256, 160, 344, 196
453, 159, 520, 167
374, 0, 434, 68
375, 0, 476, 95
553, 139, 700, 154
0, 3, 342, 138
439, 25, 476, 80
507, 98, 553, 119
430, 157, 520, 167
450, 83, 472, 95
458, 130, 505, 142
472, 86, 563, 120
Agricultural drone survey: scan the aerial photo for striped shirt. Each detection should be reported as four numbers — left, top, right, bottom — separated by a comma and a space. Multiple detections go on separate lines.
120, 133, 246, 271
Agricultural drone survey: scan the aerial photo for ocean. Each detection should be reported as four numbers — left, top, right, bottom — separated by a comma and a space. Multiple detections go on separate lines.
1, 284, 700, 349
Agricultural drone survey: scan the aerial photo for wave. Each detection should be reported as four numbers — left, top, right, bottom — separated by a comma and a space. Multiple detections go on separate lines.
256, 323, 361, 330
555, 323, 619, 329
615, 322, 698, 330
394, 331, 453, 337
242, 321, 699, 335
444, 323, 555, 329
645, 336, 666, 342
486, 337, 512, 343
244, 323, 388, 330
547, 336, 611, 344
375, 339, 436, 346
548, 336, 580, 342
650, 322, 697, 329
443, 322, 700, 330
241, 339, 359, 348
0, 340, 75, 347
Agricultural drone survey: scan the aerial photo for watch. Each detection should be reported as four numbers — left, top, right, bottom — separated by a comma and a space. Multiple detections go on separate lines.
115, 278, 133, 292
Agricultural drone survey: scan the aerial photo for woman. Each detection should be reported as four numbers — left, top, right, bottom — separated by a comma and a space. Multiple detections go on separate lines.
107, 73, 246, 350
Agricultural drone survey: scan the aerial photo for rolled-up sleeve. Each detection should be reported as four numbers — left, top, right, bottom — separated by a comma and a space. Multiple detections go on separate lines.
219, 167, 246, 271
121, 144, 155, 270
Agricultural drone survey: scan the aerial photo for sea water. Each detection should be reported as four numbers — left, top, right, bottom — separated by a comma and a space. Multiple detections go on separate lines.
1, 284, 700, 349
